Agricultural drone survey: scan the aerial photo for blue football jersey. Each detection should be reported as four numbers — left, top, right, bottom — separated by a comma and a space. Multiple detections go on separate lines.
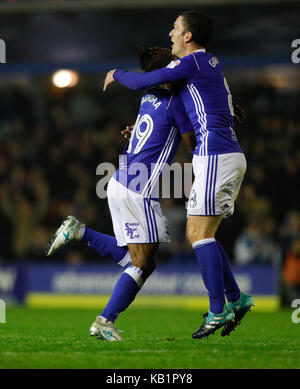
115, 87, 193, 197
114, 49, 243, 156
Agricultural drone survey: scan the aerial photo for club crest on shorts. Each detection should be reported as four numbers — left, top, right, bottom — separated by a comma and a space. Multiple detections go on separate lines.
189, 189, 197, 208
125, 223, 140, 239
222, 203, 230, 211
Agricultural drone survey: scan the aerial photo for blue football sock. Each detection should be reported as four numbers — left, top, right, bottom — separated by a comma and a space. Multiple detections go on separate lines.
82, 227, 131, 268
101, 266, 144, 323
216, 241, 240, 302
193, 238, 226, 314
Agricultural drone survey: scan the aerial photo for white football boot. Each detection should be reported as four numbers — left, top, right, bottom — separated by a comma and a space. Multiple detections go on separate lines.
46, 215, 85, 256
90, 316, 122, 341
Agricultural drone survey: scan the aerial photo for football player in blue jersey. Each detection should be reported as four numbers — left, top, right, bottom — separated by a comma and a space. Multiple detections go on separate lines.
103, 10, 255, 339
46, 47, 195, 341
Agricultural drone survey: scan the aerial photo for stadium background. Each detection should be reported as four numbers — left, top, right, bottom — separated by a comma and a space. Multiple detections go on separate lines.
0, 0, 299, 314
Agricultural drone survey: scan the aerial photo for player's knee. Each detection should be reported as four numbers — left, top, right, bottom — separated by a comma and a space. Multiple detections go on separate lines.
186, 225, 218, 245
131, 256, 156, 275
130, 260, 156, 281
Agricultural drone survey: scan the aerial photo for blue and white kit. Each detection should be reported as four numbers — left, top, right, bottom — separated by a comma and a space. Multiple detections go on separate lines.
114, 49, 247, 217
107, 87, 193, 246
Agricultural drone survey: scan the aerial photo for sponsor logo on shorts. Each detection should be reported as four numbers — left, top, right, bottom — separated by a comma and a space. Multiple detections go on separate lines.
125, 223, 140, 239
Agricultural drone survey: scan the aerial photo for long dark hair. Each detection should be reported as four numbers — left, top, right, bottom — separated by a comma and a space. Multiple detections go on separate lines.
138, 46, 176, 72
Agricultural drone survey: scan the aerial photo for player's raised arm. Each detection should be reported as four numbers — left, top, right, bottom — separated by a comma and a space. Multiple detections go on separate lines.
104, 56, 196, 91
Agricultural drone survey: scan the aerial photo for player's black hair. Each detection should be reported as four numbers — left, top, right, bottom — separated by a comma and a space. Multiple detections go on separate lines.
180, 10, 214, 48
138, 46, 175, 72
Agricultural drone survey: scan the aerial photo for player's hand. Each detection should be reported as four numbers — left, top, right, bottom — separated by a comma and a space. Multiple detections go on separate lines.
121, 125, 134, 140
103, 69, 117, 91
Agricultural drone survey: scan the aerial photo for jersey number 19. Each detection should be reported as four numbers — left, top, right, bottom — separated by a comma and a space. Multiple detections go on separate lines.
127, 114, 154, 154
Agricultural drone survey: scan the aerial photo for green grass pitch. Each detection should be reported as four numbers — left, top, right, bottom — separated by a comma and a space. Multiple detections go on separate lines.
0, 305, 300, 369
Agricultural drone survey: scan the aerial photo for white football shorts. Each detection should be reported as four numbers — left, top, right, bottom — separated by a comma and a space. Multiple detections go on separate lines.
187, 152, 247, 218
107, 176, 170, 246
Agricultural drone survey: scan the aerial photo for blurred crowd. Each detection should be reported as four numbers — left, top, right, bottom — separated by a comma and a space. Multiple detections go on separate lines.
0, 75, 299, 272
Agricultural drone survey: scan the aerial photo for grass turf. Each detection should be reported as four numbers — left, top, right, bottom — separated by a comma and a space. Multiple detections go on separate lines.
0, 306, 299, 369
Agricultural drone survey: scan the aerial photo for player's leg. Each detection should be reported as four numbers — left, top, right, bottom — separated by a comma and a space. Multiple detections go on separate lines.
186, 212, 241, 307
83, 227, 131, 267
186, 214, 225, 314
186, 218, 246, 308
186, 154, 237, 338
98, 242, 158, 323
216, 241, 240, 302
218, 241, 255, 337
213, 153, 254, 336
90, 178, 169, 341
46, 176, 132, 267
45, 215, 131, 267
187, 153, 253, 338
90, 242, 158, 341
126, 242, 157, 278
186, 214, 235, 339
